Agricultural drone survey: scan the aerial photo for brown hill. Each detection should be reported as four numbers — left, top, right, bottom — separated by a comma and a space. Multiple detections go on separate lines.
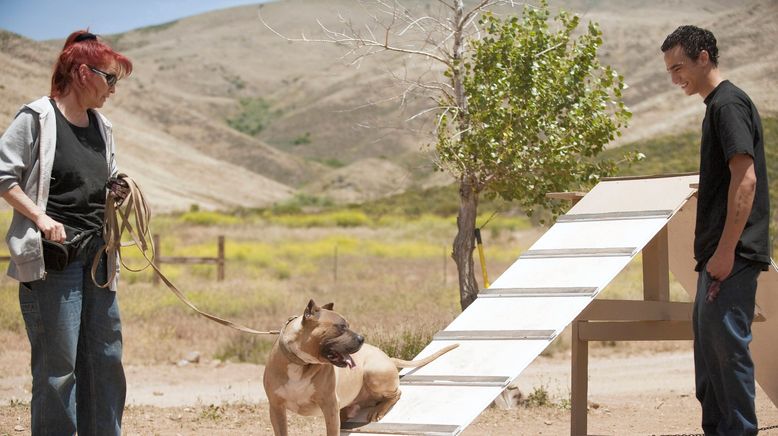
1, 0, 776, 211
585, 0, 778, 144
0, 30, 295, 212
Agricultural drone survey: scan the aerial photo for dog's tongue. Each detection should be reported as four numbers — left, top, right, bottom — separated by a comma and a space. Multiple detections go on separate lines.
345, 354, 356, 369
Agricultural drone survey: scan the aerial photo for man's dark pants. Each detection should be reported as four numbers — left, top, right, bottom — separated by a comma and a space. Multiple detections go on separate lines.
694, 256, 761, 435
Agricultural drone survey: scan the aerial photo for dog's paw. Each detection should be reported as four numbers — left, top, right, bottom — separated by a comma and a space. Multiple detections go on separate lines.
367, 409, 384, 422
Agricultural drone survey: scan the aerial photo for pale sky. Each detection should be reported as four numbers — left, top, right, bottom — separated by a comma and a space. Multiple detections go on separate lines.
0, 0, 273, 41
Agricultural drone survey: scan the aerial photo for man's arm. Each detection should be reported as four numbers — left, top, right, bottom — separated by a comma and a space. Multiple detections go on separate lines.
706, 153, 756, 280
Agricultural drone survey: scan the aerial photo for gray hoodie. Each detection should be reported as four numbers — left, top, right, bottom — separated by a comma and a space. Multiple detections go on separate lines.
0, 97, 119, 289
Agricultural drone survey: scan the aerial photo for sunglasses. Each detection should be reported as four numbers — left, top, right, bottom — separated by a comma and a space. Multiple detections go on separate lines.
87, 65, 118, 87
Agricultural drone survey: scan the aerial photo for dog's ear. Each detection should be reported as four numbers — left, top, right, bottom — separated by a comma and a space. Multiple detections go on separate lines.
322, 302, 334, 310
304, 299, 318, 320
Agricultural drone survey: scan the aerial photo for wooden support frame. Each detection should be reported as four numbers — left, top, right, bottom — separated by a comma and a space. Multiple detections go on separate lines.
569, 226, 691, 436
568, 226, 766, 435
643, 226, 669, 301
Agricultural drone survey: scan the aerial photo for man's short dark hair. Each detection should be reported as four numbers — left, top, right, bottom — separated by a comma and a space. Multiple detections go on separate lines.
661, 25, 719, 66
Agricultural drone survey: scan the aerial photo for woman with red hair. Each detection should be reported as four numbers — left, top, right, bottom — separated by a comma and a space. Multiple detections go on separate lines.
0, 30, 132, 435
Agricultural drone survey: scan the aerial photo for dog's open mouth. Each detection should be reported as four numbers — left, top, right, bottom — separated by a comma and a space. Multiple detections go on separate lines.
326, 351, 356, 369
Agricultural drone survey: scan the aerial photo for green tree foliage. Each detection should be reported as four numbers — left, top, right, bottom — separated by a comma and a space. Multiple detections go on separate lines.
261, 0, 635, 310
437, 3, 633, 217
436, 1, 634, 308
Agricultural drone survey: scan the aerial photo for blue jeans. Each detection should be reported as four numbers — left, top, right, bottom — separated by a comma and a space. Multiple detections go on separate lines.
19, 247, 125, 436
694, 257, 761, 436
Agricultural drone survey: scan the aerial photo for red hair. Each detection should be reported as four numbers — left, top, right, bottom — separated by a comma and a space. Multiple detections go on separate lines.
50, 30, 133, 98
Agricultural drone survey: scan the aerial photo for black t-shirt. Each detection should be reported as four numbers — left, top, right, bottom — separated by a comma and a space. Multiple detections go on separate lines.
47, 99, 108, 233
695, 80, 770, 271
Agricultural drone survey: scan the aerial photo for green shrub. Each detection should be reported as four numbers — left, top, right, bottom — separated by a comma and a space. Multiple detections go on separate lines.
368, 327, 436, 361
270, 194, 334, 214
198, 404, 225, 422
267, 210, 370, 228
292, 132, 311, 145
226, 97, 276, 136
524, 384, 552, 408
319, 158, 345, 168
178, 210, 240, 226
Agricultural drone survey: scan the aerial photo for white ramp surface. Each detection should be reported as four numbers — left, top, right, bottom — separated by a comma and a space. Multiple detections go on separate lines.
342, 174, 777, 435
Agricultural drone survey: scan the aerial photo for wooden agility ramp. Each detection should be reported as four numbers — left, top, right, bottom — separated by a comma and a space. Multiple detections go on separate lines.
342, 174, 778, 436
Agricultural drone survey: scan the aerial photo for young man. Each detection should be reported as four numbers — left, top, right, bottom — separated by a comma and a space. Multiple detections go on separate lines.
662, 25, 770, 435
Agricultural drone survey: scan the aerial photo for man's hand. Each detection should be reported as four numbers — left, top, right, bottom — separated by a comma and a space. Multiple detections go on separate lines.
705, 248, 734, 303
706, 247, 735, 282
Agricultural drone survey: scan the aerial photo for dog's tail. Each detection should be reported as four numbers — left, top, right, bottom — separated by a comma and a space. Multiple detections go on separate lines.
390, 344, 459, 369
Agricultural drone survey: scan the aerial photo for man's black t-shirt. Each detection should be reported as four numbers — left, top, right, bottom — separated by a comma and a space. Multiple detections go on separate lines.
695, 80, 770, 271
47, 99, 108, 234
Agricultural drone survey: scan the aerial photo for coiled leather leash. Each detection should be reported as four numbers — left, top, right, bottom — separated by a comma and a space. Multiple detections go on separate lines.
91, 174, 280, 335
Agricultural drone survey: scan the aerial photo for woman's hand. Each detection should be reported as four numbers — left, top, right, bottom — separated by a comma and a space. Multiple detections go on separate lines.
1, 186, 66, 242
106, 177, 130, 206
35, 214, 66, 243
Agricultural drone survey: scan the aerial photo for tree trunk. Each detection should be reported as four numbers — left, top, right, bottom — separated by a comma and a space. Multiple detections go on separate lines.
453, 176, 479, 310
449, 0, 478, 311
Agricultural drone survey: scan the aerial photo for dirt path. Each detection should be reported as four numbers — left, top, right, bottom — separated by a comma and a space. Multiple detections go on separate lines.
3, 348, 778, 435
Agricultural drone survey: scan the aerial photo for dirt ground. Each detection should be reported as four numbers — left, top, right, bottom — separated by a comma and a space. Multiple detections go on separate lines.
2, 345, 778, 436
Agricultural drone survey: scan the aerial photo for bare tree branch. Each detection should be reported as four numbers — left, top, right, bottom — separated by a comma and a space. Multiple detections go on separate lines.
259, 6, 454, 67
407, 105, 457, 122
462, 0, 495, 26
257, 0, 561, 312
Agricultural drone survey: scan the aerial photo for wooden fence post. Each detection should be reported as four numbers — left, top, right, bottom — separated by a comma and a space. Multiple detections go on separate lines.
150, 234, 224, 283
334, 244, 338, 283
217, 235, 225, 281
443, 246, 447, 285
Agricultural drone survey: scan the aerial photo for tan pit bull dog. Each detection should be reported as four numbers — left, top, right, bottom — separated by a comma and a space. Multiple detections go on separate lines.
263, 300, 458, 436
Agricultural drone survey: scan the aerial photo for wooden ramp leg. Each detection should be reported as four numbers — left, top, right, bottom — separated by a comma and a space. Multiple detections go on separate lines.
571, 320, 588, 436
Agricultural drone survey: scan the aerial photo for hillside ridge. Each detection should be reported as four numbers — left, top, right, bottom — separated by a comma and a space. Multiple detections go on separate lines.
1, 0, 775, 211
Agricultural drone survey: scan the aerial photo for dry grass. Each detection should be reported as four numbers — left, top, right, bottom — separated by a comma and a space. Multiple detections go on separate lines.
0, 210, 697, 367
0, 213, 528, 366
0, 213, 753, 435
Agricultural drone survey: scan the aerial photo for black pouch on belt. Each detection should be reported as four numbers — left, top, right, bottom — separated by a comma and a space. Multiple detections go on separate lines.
41, 238, 71, 271
41, 227, 100, 271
